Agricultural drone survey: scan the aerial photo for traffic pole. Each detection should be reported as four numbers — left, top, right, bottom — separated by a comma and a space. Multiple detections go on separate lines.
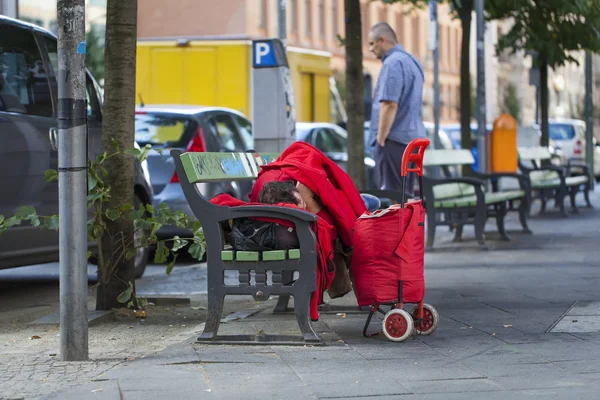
277, 0, 287, 48
57, 0, 89, 361
475, 0, 487, 176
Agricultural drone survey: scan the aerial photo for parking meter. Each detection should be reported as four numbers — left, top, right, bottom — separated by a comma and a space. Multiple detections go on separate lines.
251, 39, 296, 153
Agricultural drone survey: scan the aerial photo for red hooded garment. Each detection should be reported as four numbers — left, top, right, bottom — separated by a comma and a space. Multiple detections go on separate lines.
210, 193, 335, 321
249, 142, 367, 247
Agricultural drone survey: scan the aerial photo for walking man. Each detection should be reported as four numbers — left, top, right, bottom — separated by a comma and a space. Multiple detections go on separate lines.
368, 22, 426, 194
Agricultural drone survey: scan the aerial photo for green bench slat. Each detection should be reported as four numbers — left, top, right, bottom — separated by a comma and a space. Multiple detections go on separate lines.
262, 250, 287, 261
530, 175, 587, 189
289, 249, 301, 259
433, 182, 477, 200
236, 251, 260, 261
220, 250, 301, 262
433, 190, 526, 209
565, 176, 588, 186
531, 179, 560, 189
180, 152, 279, 183
434, 197, 476, 208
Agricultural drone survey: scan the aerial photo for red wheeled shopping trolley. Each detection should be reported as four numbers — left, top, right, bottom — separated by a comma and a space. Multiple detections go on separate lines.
352, 138, 439, 342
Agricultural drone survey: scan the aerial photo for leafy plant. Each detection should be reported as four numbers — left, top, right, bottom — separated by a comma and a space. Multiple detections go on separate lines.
0, 143, 206, 309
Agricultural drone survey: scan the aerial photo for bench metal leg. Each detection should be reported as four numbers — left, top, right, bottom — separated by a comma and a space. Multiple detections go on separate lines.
557, 186, 568, 218
584, 184, 593, 208
452, 224, 463, 242
294, 292, 321, 342
540, 197, 547, 214
274, 270, 294, 313
518, 199, 533, 234
569, 186, 580, 213
426, 209, 437, 250
274, 294, 291, 313
474, 208, 487, 249
199, 293, 225, 341
495, 203, 510, 241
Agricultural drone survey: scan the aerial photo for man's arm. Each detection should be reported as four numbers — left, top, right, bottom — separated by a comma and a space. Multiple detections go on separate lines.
377, 100, 398, 146
376, 59, 404, 147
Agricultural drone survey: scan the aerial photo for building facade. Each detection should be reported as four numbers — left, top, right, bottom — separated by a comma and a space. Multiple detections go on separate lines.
137, 0, 463, 124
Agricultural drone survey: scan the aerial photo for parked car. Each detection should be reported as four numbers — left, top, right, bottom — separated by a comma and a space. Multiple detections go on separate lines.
547, 119, 600, 180
296, 122, 378, 189
0, 16, 153, 277
134, 105, 255, 238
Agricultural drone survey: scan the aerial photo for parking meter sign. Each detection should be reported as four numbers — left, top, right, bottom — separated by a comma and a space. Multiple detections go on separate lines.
253, 41, 277, 68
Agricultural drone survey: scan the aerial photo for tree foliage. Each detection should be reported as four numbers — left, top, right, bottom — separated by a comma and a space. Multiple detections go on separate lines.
487, 0, 600, 69
502, 83, 521, 123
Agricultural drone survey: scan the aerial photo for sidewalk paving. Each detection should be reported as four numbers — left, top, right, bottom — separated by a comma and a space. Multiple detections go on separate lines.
4, 190, 600, 400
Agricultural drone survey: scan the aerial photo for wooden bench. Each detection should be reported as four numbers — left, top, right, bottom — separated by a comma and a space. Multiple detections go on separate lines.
422, 149, 531, 249
518, 146, 592, 217
172, 150, 323, 344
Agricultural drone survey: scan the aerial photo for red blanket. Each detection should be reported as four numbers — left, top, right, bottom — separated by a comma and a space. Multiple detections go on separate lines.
250, 142, 367, 247
210, 193, 335, 320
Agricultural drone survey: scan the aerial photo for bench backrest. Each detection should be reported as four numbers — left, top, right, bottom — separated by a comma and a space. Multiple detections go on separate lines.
180, 152, 280, 183
423, 149, 475, 167
517, 146, 551, 161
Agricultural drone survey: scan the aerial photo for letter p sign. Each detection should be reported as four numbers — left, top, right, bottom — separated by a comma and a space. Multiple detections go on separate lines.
253, 40, 277, 68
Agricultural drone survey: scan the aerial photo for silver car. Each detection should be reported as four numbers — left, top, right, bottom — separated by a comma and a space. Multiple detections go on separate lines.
134, 105, 255, 238
296, 122, 378, 189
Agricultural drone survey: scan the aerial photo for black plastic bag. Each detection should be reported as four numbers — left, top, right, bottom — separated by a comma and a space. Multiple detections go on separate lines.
230, 218, 299, 251
231, 218, 278, 251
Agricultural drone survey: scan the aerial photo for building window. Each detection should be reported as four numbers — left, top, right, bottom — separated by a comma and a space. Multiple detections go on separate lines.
305, 0, 312, 36
319, 0, 325, 38
260, 0, 268, 28
332, 0, 338, 40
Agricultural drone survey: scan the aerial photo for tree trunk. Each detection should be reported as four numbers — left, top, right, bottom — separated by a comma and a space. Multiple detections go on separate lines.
458, 0, 474, 174
344, 0, 365, 191
96, 0, 138, 310
540, 57, 549, 148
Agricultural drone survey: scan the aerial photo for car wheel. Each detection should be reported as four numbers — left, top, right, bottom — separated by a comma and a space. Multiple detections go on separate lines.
133, 194, 150, 279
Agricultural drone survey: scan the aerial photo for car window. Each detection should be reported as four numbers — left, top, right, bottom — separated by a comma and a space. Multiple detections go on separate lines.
315, 128, 347, 153
549, 124, 576, 140
207, 114, 245, 152
43, 35, 99, 119
135, 113, 192, 147
0, 24, 53, 117
234, 115, 254, 150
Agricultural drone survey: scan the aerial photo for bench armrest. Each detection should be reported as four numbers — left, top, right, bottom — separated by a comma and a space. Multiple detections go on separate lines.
426, 176, 486, 187
228, 205, 318, 223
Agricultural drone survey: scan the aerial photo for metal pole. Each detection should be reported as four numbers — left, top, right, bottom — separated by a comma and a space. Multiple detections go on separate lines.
585, 51, 595, 189
277, 0, 287, 48
475, 0, 487, 175
429, 1, 441, 179
57, 0, 89, 361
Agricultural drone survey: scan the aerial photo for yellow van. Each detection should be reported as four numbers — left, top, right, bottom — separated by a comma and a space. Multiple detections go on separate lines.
135, 38, 346, 124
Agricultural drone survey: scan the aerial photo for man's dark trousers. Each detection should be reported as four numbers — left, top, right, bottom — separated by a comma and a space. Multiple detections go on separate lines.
374, 139, 415, 196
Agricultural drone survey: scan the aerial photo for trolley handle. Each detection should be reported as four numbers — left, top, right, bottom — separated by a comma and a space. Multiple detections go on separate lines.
399, 138, 430, 208
400, 138, 430, 177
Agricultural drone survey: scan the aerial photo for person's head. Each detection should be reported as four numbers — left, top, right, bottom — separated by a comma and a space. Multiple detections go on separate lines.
259, 181, 305, 208
369, 22, 398, 59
